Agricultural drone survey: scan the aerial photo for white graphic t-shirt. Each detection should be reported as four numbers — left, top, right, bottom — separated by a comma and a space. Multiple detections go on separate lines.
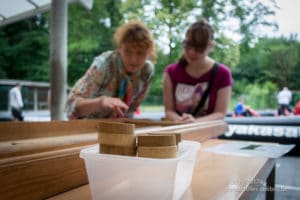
175, 82, 209, 114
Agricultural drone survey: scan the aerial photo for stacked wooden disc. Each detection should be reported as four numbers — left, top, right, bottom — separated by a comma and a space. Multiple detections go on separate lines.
98, 121, 136, 156
137, 134, 178, 159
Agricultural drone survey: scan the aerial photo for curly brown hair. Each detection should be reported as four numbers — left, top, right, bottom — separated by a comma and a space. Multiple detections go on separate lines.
114, 20, 157, 63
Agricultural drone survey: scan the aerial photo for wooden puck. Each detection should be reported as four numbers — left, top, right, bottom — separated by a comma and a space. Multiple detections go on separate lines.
147, 132, 182, 145
175, 134, 182, 144
100, 144, 137, 156
98, 121, 135, 134
137, 146, 177, 159
137, 134, 176, 147
99, 133, 136, 147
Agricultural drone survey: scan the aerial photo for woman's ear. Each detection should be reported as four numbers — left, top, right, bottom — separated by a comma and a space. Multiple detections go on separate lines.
211, 40, 216, 47
208, 40, 216, 52
117, 47, 121, 52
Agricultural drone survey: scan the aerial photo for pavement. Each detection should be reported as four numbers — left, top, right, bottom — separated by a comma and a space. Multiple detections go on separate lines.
256, 156, 300, 200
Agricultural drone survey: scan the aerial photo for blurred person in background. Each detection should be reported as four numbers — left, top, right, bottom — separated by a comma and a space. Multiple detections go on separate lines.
234, 97, 260, 117
293, 100, 300, 115
277, 87, 292, 116
9, 83, 24, 121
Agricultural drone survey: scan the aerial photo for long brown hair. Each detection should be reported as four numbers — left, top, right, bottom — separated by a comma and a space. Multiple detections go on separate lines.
178, 19, 214, 67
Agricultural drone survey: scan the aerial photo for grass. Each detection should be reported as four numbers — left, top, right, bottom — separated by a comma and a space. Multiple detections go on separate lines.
140, 105, 164, 112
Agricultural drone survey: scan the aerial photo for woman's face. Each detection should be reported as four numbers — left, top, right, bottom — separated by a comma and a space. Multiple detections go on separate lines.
119, 43, 149, 73
183, 39, 212, 64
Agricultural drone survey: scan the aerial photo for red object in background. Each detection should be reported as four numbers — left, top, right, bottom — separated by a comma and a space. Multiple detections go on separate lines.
294, 101, 300, 115
134, 106, 141, 115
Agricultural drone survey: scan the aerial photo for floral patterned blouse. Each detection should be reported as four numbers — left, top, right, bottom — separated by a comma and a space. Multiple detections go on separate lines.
66, 51, 154, 119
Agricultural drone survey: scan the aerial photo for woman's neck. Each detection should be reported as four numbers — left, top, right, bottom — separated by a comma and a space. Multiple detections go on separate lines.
185, 57, 214, 78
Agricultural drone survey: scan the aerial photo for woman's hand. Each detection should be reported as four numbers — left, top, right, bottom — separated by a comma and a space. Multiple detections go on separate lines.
99, 96, 129, 117
165, 110, 195, 123
179, 113, 195, 123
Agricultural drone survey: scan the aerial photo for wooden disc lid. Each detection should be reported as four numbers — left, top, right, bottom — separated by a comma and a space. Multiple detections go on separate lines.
98, 122, 135, 134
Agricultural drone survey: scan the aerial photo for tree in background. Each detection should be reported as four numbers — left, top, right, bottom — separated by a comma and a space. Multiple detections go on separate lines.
68, 0, 123, 85
234, 36, 300, 88
0, 15, 49, 81
232, 36, 300, 108
0, 0, 123, 85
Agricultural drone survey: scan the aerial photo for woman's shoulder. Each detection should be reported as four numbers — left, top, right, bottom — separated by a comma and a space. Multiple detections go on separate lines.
143, 60, 154, 73
216, 63, 232, 74
140, 60, 155, 81
92, 51, 115, 70
215, 62, 233, 85
165, 62, 181, 73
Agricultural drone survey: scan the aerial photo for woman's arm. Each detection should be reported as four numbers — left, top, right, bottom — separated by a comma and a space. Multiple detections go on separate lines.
67, 61, 128, 118
194, 85, 232, 122
74, 96, 128, 118
163, 72, 182, 121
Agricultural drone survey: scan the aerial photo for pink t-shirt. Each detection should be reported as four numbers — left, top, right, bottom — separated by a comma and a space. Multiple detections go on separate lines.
165, 63, 233, 116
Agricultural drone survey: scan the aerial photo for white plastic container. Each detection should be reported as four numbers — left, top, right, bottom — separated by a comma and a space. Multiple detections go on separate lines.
80, 140, 200, 200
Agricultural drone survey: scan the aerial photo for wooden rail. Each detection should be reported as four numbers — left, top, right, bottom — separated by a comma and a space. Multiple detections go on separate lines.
0, 120, 101, 200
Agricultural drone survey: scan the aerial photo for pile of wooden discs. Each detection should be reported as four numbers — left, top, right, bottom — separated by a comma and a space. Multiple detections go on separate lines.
98, 120, 228, 159
98, 121, 180, 158
98, 121, 136, 156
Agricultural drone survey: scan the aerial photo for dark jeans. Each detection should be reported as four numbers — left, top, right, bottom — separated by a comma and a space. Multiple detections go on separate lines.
278, 104, 292, 116
234, 109, 253, 117
11, 107, 24, 121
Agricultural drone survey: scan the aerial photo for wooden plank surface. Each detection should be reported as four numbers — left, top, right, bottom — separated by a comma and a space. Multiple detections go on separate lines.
135, 120, 227, 136
0, 145, 92, 200
116, 118, 181, 127
0, 133, 97, 158
47, 139, 275, 200
0, 120, 101, 141
182, 140, 275, 200
0, 120, 101, 200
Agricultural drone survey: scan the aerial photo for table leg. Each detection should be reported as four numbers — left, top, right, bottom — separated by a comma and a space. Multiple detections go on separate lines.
266, 165, 275, 200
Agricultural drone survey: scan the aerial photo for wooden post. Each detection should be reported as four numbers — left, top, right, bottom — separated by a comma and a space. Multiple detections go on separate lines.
50, 0, 68, 120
